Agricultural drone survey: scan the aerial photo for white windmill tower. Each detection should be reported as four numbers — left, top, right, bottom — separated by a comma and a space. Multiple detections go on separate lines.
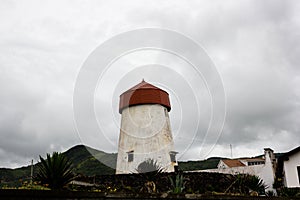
116, 80, 177, 174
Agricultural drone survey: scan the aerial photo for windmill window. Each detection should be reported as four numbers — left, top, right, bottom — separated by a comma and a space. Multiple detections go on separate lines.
127, 151, 134, 162
164, 108, 168, 117
169, 151, 178, 163
297, 166, 300, 184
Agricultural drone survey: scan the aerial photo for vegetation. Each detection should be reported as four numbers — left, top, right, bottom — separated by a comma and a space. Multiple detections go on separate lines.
168, 173, 185, 194
0, 144, 290, 197
0, 145, 116, 187
245, 175, 267, 194
36, 152, 75, 190
225, 174, 267, 195
136, 159, 164, 174
0, 145, 241, 187
62, 145, 116, 176
0, 166, 36, 188
265, 190, 275, 197
75, 172, 256, 195
178, 157, 223, 171
136, 159, 165, 193
277, 187, 300, 197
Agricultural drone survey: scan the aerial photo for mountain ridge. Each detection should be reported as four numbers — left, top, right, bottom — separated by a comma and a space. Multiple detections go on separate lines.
0, 144, 117, 187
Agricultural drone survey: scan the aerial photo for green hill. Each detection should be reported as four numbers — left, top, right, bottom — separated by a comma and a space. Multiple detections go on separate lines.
178, 157, 225, 171
63, 145, 117, 176
0, 166, 32, 187
0, 145, 117, 187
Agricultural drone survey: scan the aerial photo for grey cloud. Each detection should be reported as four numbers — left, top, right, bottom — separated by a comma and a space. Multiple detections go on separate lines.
0, 0, 299, 167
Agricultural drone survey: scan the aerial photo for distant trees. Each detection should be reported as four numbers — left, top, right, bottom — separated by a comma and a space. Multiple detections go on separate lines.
36, 152, 75, 190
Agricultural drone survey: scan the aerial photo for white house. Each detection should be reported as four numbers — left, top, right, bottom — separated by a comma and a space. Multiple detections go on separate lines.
197, 148, 276, 192
276, 146, 300, 188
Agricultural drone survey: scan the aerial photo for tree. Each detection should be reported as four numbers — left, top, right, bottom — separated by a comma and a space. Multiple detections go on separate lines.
36, 152, 75, 190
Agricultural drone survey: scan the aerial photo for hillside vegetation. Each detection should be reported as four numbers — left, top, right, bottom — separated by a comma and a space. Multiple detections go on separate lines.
178, 157, 224, 171
0, 145, 117, 187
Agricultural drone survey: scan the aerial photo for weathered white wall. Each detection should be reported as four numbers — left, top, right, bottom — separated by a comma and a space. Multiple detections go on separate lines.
283, 152, 300, 187
258, 151, 276, 192
116, 104, 176, 174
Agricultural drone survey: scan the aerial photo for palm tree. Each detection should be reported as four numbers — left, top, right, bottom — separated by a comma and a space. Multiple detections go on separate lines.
36, 152, 75, 190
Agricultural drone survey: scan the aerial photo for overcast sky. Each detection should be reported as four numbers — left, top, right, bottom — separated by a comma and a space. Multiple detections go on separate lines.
0, 0, 299, 168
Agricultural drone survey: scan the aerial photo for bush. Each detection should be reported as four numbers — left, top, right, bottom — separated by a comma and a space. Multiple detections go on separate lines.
36, 152, 75, 190
278, 187, 300, 197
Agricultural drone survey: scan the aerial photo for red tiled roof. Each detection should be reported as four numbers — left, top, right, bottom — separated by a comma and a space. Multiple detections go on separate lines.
222, 159, 245, 168
119, 80, 171, 114
125, 80, 162, 91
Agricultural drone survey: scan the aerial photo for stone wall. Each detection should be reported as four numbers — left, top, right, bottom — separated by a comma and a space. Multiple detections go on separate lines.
0, 189, 299, 200
77, 172, 236, 194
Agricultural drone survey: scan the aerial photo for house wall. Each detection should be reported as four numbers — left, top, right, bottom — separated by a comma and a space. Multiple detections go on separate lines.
198, 149, 276, 192
283, 151, 300, 187
116, 104, 176, 174
217, 160, 228, 169
258, 151, 275, 192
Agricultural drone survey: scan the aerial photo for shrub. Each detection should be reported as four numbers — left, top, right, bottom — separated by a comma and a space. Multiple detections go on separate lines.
36, 152, 75, 190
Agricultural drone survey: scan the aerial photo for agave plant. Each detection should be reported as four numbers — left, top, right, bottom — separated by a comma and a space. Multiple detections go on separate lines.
136, 159, 164, 173
36, 152, 75, 190
169, 173, 185, 194
245, 175, 267, 194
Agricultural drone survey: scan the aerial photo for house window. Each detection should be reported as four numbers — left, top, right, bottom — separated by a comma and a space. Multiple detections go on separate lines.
169, 151, 178, 163
248, 161, 265, 166
297, 166, 300, 184
127, 151, 134, 162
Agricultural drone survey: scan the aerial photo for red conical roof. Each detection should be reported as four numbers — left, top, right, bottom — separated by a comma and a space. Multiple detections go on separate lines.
119, 80, 171, 114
